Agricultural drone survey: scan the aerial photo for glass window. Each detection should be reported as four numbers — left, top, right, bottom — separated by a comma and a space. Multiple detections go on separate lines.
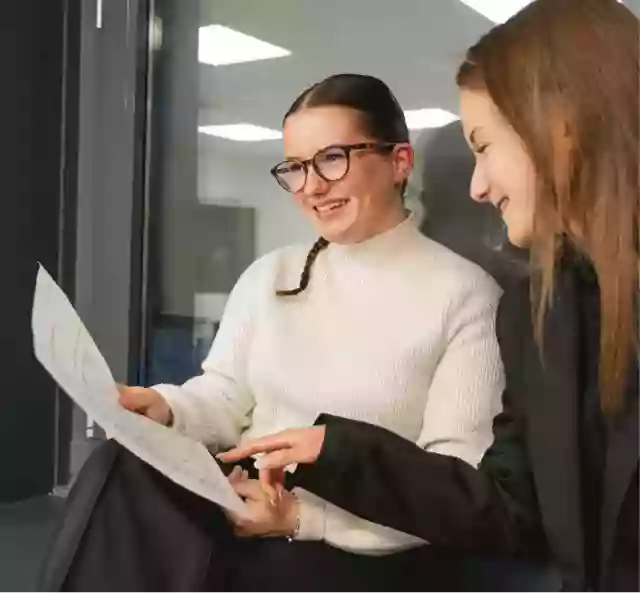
139, 0, 485, 384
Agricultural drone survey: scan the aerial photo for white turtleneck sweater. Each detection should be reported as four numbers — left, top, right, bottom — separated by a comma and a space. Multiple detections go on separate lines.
154, 216, 504, 555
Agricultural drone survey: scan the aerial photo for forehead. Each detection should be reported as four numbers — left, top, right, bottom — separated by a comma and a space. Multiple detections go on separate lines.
459, 89, 504, 140
283, 106, 368, 158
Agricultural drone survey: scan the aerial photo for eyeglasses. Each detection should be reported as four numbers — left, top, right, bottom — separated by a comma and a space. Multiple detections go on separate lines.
270, 142, 397, 193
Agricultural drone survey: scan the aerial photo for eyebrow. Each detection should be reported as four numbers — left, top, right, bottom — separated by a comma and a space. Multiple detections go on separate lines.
283, 142, 350, 162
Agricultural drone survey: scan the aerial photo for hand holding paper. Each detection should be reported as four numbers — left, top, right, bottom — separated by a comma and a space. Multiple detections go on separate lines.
117, 384, 173, 426
31, 264, 249, 518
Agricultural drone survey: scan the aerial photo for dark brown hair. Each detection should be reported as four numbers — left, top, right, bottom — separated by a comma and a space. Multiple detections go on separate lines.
457, 0, 639, 414
277, 73, 409, 297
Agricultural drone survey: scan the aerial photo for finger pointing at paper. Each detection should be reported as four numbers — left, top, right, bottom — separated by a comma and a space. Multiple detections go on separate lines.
217, 426, 326, 471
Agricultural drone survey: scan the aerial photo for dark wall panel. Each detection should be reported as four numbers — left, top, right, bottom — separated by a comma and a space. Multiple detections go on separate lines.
0, 0, 77, 501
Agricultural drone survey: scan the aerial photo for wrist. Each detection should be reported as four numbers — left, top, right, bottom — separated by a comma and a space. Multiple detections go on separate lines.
283, 492, 301, 541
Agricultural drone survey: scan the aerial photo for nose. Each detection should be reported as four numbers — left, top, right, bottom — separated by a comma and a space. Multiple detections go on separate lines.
301, 166, 329, 197
470, 162, 490, 203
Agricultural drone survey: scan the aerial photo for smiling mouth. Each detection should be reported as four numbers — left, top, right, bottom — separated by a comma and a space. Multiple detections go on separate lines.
314, 199, 350, 215
496, 197, 509, 215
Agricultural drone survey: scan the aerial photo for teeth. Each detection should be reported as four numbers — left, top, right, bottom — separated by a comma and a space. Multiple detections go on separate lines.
316, 200, 347, 213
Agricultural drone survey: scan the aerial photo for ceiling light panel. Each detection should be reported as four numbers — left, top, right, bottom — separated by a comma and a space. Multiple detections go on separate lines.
403, 109, 459, 130
199, 25, 291, 66
460, 0, 623, 24
198, 124, 283, 142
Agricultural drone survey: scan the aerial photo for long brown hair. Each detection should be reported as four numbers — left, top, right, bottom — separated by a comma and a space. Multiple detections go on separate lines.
457, 0, 639, 415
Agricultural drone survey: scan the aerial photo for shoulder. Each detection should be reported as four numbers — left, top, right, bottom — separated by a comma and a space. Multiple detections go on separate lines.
414, 235, 503, 305
495, 276, 533, 377
496, 276, 531, 333
397, 236, 504, 343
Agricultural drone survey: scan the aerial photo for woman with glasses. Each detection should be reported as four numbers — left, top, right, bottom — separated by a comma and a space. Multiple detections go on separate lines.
220, 1, 640, 590
42, 73, 505, 591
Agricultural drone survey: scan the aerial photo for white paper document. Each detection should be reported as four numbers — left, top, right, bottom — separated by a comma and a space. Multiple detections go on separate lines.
31, 264, 249, 517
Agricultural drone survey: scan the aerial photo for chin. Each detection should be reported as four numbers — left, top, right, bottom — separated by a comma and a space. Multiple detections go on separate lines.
506, 226, 532, 249
309, 210, 360, 244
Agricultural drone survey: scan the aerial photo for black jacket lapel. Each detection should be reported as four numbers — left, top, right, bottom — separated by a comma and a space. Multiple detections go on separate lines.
599, 383, 639, 587
524, 271, 585, 587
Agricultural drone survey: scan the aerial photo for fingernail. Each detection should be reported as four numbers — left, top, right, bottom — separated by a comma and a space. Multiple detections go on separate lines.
254, 457, 264, 470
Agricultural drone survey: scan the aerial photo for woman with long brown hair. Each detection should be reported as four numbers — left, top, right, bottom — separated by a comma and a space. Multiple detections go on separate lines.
221, 0, 639, 589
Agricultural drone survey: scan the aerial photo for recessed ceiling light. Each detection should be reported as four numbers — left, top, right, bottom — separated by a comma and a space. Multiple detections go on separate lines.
198, 124, 282, 142
460, 0, 623, 24
459, 0, 534, 23
403, 109, 459, 130
199, 25, 291, 66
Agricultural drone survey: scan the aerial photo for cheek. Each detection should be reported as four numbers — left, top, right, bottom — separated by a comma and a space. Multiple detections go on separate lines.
330, 166, 369, 199
484, 154, 512, 195
342, 159, 393, 200
292, 193, 309, 209
511, 157, 537, 217
487, 150, 532, 200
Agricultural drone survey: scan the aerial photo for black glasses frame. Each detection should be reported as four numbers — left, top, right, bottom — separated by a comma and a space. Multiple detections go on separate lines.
270, 142, 397, 193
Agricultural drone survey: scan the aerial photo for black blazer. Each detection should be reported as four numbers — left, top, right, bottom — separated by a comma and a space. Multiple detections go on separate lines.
291, 266, 639, 591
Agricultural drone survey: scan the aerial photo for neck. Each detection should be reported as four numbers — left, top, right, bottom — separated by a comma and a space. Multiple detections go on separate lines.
329, 210, 418, 261
356, 205, 409, 244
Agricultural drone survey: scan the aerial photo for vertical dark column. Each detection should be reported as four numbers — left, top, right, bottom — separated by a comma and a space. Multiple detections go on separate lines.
141, 0, 201, 384
152, 0, 200, 318
0, 0, 79, 501
72, 0, 149, 456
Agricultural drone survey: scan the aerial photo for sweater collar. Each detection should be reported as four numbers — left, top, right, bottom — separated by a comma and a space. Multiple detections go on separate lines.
327, 212, 421, 261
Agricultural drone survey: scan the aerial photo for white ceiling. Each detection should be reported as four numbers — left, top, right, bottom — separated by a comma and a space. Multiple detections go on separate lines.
196, 0, 639, 159
197, 0, 501, 157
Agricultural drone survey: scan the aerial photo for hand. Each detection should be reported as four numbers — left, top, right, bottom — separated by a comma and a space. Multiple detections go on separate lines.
117, 384, 173, 426
217, 426, 326, 471
225, 467, 299, 538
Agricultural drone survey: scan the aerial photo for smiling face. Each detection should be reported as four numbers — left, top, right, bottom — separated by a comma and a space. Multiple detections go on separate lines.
459, 89, 537, 248
281, 105, 412, 244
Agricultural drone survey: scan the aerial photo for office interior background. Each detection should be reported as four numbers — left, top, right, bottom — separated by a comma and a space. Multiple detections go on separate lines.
1, 0, 638, 590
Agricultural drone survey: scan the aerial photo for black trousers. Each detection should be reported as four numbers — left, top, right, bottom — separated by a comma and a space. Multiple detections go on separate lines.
39, 441, 465, 592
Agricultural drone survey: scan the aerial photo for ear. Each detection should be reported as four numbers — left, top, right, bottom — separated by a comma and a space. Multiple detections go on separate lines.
393, 143, 414, 184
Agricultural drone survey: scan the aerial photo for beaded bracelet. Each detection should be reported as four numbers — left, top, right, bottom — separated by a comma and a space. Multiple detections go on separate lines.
286, 492, 301, 543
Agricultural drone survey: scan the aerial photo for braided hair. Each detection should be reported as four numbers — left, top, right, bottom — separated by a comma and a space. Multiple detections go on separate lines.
276, 74, 409, 297
276, 237, 330, 296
